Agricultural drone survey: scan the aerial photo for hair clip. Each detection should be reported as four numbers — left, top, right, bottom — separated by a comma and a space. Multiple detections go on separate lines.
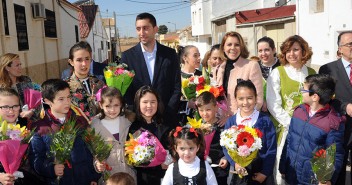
189, 128, 198, 137
95, 85, 107, 102
173, 126, 182, 137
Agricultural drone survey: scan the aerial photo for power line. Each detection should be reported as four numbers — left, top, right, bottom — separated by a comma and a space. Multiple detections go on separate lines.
124, 0, 190, 5
116, 1, 190, 16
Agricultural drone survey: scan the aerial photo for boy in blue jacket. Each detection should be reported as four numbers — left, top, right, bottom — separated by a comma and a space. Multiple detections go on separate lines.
28, 79, 104, 185
279, 74, 345, 185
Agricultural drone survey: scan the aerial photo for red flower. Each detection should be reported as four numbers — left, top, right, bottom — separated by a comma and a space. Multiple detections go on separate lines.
255, 128, 263, 138
237, 125, 245, 130
236, 131, 255, 148
218, 86, 224, 95
189, 76, 194, 82
314, 149, 326, 158
73, 93, 83, 100
196, 84, 204, 91
198, 76, 204, 84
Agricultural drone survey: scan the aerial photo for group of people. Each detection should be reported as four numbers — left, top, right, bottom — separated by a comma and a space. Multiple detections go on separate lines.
0, 11, 351, 185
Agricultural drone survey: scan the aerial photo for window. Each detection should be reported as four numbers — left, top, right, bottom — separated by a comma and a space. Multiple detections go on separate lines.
101, 41, 104, 50
44, 9, 57, 38
75, 25, 79, 42
2, 0, 9, 35
14, 4, 29, 51
309, 0, 324, 13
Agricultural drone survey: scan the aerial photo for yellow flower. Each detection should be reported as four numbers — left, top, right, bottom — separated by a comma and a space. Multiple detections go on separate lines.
196, 85, 211, 96
244, 127, 258, 138
187, 117, 202, 129
104, 70, 113, 78
181, 78, 189, 88
0, 120, 8, 135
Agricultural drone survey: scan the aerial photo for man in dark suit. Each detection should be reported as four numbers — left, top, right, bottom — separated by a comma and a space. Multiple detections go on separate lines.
319, 31, 352, 184
121, 12, 181, 128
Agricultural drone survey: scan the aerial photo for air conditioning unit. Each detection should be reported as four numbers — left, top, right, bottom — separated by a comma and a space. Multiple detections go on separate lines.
31, 3, 46, 19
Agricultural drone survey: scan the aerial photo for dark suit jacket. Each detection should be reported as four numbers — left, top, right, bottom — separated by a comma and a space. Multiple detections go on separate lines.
121, 41, 181, 127
319, 58, 352, 146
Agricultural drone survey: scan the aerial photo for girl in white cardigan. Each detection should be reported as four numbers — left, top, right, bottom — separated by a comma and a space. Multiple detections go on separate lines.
91, 87, 136, 184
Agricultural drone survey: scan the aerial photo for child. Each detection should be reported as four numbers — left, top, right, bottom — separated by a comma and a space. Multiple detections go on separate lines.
196, 91, 229, 184
223, 80, 277, 185
91, 87, 136, 182
128, 85, 171, 185
279, 74, 345, 185
162, 126, 218, 185
28, 79, 103, 185
65, 41, 105, 119
106, 172, 135, 185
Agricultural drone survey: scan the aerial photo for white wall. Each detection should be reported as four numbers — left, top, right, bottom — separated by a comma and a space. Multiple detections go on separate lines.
191, 0, 212, 36
58, 3, 80, 60
297, 0, 352, 66
86, 8, 109, 63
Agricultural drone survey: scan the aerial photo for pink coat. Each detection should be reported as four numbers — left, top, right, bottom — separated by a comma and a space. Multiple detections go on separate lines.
214, 57, 263, 114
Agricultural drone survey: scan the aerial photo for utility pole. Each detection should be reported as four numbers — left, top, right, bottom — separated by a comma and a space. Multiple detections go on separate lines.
114, 11, 121, 60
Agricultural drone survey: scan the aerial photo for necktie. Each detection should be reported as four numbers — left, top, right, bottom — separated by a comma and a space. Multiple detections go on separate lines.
350, 64, 352, 85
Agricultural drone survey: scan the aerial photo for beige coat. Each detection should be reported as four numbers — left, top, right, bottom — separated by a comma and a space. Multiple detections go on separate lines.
91, 116, 136, 183
215, 57, 263, 114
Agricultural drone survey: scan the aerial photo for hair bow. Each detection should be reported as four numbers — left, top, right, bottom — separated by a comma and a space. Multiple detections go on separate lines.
95, 85, 107, 102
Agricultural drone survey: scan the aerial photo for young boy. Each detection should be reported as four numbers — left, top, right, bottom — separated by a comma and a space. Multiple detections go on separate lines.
28, 79, 104, 185
279, 74, 345, 185
196, 91, 229, 184
106, 172, 135, 185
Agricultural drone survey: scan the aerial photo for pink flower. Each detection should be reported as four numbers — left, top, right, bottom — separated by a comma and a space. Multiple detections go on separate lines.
114, 68, 125, 75
7, 130, 22, 140
79, 103, 85, 111
237, 145, 250, 157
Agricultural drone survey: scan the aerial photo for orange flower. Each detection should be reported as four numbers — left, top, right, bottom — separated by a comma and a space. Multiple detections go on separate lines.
125, 135, 138, 154
314, 149, 326, 158
209, 87, 220, 98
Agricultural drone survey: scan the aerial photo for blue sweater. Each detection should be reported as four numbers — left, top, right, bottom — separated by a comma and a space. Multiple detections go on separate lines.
28, 109, 101, 185
279, 104, 345, 185
223, 112, 277, 177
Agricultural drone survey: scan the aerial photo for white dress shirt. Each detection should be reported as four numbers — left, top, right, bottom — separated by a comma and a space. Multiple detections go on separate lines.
141, 42, 157, 83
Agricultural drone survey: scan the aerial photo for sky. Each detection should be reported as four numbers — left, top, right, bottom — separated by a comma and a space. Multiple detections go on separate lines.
69, 0, 191, 37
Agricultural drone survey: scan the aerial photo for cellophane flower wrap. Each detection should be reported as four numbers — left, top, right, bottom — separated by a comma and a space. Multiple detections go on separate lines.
48, 119, 78, 169
220, 125, 263, 169
181, 75, 206, 100
103, 63, 135, 96
310, 143, 336, 184
0, 118, 34, 175
186, 117, 214, 158
23, 82, 42, 110
83, 128, 113, 180
125, 128, 166, 167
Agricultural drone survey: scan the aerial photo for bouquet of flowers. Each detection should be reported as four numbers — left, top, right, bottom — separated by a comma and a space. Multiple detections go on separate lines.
83, 128, 113, 180
23, 82, 42, 110
181, 75, 207, 100
310, 143, 336, 184
48, 119, 78, 180
186, 117, 215, 159
0, 118, 34, 177
125, 128, 167, 167
220, 125, 263, 177
103, 63, 135, 96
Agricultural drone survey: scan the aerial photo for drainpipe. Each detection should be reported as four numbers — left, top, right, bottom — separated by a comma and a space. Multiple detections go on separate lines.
253, 24, 257, 55
296, 0, 300, 35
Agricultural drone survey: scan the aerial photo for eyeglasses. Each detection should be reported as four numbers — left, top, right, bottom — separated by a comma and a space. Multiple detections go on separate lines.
0, 105, 21, 111
340, 42, 352, 48
299, 88, 313, 93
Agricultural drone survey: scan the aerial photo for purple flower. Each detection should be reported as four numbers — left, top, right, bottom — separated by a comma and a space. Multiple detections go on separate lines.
7, 130, 22, 140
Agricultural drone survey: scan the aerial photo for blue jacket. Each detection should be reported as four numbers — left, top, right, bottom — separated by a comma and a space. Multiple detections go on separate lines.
28, 109, 101, 185
223, 112, 277, 177
279, 104, 345, 185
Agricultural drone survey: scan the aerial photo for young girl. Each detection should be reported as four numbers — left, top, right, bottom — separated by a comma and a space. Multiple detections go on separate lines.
162, 126, 218, 185
0, 88, 45, 185
128, 85, 171, 185
91, 87, 136, 182
196, 91, 229, 184
65, 41, 105, 119
223, 80, 276, 185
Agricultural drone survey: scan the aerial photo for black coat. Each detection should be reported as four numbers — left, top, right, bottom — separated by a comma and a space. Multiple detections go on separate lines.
121, 42, 181, 128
